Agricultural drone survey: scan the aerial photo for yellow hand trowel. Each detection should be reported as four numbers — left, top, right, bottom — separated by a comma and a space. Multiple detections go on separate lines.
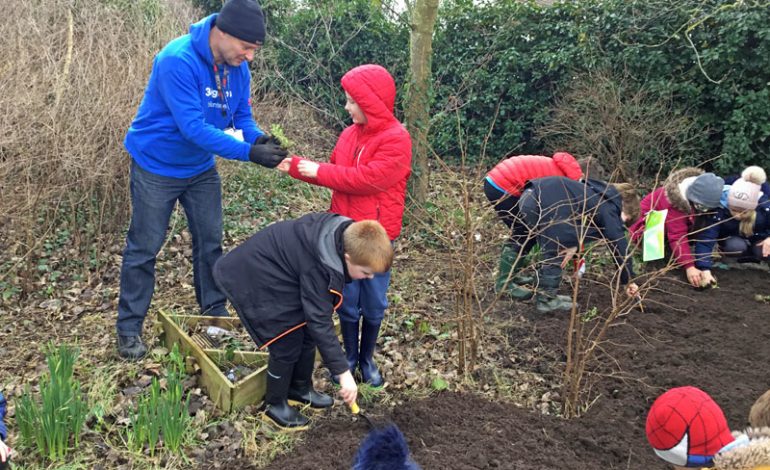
349, 401, 375, 428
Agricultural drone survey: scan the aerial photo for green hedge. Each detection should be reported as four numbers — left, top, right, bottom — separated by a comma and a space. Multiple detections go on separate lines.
194, 0, 769, 175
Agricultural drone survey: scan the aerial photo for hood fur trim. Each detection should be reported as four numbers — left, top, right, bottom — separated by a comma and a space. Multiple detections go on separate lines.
664, 167, 704, 213
714, 427, 770, 470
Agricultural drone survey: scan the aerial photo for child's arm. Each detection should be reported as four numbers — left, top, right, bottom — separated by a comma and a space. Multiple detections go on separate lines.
599, 206, 635, 285
693, 213, 721, 271
299, 270, 350, 377
291, 140, 411, 196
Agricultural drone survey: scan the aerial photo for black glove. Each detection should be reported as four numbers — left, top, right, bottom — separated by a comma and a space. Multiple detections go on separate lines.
254, 134, 283, 147
249, 142, 288, 168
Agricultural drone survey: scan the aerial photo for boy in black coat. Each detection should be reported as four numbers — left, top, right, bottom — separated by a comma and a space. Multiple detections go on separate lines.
517, 176, 641, 313
213, 212, 393, 430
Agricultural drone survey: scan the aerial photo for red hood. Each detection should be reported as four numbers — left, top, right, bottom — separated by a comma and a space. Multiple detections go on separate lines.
341, 64, 398, 134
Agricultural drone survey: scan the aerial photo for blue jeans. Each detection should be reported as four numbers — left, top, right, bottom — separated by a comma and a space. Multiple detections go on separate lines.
116, 161, 227, 336
338, 270, 391, 324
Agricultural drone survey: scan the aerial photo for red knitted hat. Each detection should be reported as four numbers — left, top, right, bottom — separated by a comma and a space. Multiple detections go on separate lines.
646, 386, 735, 467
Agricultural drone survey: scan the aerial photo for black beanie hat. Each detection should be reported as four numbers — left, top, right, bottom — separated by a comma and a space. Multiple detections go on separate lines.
216, 0, 265, 45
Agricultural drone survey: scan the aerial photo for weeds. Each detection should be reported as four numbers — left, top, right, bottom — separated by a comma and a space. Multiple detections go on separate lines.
16, 343, 89, 462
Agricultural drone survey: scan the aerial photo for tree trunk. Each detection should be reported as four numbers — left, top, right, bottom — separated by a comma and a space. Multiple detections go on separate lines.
404, 0, 439, 206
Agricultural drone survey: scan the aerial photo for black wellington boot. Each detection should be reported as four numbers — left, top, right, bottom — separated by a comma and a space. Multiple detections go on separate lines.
535, 275, 574, 314
332, 320, 360, 385
359, 320, 384, 387
287, 345, 333, 409
263, 357, 310, 431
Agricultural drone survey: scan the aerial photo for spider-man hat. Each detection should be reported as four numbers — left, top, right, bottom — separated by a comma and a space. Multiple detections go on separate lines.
646, 386, 735, 467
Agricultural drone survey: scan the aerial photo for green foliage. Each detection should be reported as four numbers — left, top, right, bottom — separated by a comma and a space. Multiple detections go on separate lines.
253, 0, 768, 176
255, 0, 409, 129
16, 343, 89, 462
189, 0, 223, 15
126, 343, 192, 456
270, 123, 295, 149
431, 377, 449, 391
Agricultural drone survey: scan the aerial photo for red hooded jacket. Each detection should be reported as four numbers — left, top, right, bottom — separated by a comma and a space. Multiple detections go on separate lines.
289, 65, 412, 240
486, 153, 583, 196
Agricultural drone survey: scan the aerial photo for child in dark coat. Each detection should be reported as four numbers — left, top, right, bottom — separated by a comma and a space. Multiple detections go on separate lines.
629, 168, 724, 288
483, 152, 584, 299
517, 177, 641, 313
694, 166, 769, 286
213, 213, 393, 430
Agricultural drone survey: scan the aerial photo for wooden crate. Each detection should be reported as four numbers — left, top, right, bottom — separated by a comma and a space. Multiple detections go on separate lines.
159, 312, 269, 412
159, 311, 340, 412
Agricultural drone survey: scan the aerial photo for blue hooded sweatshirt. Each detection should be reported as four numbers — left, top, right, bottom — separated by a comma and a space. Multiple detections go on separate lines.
125, 14, 264, 178
0, 392, 7, 440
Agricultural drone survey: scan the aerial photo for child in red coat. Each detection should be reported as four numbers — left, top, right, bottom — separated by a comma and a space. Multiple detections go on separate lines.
278, 64, 412, 387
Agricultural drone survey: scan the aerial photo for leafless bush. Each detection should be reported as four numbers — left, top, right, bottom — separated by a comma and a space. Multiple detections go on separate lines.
536, 67, 704, 182
0, 0, 196, 285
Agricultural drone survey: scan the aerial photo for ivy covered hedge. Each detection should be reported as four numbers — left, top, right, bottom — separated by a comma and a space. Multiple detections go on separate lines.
194, 0, 768, 175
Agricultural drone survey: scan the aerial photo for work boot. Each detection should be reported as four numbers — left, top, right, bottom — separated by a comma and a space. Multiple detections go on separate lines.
288, 346, 333, 409
495, 244, 534, 296
359, 320, 384, 387
332, 319, 360, 386
117, 335, 147, 360
535, 275, 573, 313
263, 357, 310, 431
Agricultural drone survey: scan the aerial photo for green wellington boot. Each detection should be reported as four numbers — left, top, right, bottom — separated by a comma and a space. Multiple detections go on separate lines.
535, 275, 573, 313
495, 244, 535, 300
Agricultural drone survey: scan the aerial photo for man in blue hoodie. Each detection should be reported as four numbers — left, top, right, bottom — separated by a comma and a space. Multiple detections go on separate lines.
117, 0, 287, 359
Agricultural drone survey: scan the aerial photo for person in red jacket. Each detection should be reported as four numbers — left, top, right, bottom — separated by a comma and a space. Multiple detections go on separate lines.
628, 168, 724, 288
484, 152, 583, 298
278, 64, 412, 387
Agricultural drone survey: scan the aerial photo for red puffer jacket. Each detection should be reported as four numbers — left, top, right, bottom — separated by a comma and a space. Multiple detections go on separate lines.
486, 153, 583, 196
289, 64, 412, 240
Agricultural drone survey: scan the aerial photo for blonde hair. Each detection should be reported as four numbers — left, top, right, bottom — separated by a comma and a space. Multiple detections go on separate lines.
612, 182, 640, 225
732, 209, 757, 237
343, 220, 393, 272
734, 166, 765, 236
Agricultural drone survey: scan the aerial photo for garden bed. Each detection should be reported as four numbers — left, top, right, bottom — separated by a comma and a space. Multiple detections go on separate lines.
262, 268, 770, 469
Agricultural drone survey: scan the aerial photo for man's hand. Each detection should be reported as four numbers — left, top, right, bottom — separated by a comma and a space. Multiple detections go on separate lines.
685, 266, 703, 287
758, 237, 770, 258
337, 370, 358, 405
626, 282, 639, 297
0, 438, 11, 463
249, 142, 288, 168
276, 157, 291, 173
297, 159, 320, 178
254, 134, 283, 147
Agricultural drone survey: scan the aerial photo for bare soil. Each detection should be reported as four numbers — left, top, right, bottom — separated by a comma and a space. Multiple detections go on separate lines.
261, 268, 770, 470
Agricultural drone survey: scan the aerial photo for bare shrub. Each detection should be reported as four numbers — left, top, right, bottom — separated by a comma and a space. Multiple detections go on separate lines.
535, 68, 704, 182
0, 0, 197, 286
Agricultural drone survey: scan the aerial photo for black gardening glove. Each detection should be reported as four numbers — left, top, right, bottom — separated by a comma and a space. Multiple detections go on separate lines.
249, 141, 288, 168
254, 134, 283, 147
